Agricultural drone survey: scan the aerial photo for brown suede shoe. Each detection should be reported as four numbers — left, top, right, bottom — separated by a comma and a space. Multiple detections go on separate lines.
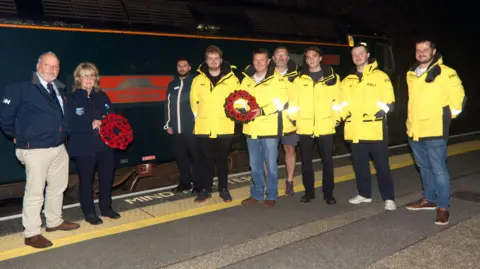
264, 200, 276, 208
435, 208, 449, 225
241, 197, 259, 206
405, 198, 436, 211
45, 221, 80, 232
25, 235, 53, 249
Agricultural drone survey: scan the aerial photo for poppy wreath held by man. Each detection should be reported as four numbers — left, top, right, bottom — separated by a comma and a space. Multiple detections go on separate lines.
224, 90, 259, 123
99, 113, 134, 150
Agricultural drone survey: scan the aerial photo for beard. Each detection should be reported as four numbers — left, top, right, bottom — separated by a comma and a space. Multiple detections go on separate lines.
275, 60, 287, 67
208, 66, 220, 72
177, 70, 189, 77
417, 58, 431, 64
40, 72, 58, 83
417, 54, 433, 64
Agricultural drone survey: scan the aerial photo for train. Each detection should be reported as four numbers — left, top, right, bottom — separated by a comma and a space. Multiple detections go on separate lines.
0, 0, 474, 199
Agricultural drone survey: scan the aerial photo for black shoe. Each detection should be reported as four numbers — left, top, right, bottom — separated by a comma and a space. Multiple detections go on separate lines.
194, 190, 212, 203
172, 185, 192, 193
85, 214, 103, 225
101, 209, 121, 219
219, 189, 232, 202
324, 196, 337, 205
300, 194, 315, 203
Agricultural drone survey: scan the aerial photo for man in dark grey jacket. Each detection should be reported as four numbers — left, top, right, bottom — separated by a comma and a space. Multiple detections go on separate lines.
164, 58, 198, 194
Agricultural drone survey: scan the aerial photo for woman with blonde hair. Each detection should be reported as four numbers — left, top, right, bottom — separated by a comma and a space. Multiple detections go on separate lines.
66, 62, 120, 225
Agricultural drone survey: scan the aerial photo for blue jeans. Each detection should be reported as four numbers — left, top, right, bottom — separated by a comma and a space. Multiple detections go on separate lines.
247, 137, 279, 200
408, 138, 450, 208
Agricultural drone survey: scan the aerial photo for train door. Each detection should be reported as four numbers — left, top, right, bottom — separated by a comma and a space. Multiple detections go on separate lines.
371, 40, 407, 144
372, 41, 403, 120
354, 38, 398, 112
374, 42, 395, 75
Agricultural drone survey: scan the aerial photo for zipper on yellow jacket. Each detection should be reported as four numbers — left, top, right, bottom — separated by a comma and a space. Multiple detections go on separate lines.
240, 62, 290, 139
406, 53, 466, 141
288, 64, 341, 137
339, 59, 395, 143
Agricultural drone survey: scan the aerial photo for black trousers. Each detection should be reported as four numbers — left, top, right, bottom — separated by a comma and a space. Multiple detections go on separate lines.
299, 134, 334, 198
350, 142, 395, 200
197, 136, 232, 193
173, 133, 199, 190
75, 150, 115, 217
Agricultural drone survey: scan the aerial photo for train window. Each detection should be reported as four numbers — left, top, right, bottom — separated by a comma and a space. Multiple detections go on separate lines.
375, 43, 395, 74
288, 53, 304, 67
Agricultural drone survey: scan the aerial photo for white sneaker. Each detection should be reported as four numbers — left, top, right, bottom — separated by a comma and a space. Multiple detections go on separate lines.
385, 200, 396, 211
349, 195, 372, 204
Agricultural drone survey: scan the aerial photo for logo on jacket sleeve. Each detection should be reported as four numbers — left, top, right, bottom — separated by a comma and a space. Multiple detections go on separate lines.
76, 107, 84, 116
2, 98, 10, 105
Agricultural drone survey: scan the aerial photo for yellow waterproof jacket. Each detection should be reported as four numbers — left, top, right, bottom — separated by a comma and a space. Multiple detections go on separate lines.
289, 65, 341, 136
340, 59, 395, 143
190, 61, 240, 138
240, 62, 292, 139
275, 59, 299, 136
406, 54, 466, 141
274, 59, 299, 83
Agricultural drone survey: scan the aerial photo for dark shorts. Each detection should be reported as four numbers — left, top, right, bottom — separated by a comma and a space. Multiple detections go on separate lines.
281, 133, 299, 146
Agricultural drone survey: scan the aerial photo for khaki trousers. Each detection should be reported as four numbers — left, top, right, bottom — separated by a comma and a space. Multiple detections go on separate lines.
16, 145, 69, 238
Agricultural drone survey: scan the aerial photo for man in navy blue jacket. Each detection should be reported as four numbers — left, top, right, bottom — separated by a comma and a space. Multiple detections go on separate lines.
164, 58, 198, 194
0, 52, 80, 249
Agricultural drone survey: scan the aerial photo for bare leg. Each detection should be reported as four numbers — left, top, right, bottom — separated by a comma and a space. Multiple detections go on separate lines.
283, 144, 296, 182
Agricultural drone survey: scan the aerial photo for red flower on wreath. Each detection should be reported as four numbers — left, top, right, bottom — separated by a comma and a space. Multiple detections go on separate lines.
224, 90, 259, 123
99, 113, 134, 150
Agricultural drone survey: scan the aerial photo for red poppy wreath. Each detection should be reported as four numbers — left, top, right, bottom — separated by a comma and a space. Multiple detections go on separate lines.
224, 90, 259, 123
99, 113, 134, 150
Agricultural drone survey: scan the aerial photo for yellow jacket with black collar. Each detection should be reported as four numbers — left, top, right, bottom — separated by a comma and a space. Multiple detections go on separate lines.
288, 65, 341, 136
275, 59, 299, 135
340, 59, 395, 143
406, 54, 466, 141
190, 61, 240, 138
274, 59, 299, 83
240, 62, 293, 139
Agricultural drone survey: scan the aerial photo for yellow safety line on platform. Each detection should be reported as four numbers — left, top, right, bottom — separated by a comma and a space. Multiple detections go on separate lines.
0, 140, 479, 262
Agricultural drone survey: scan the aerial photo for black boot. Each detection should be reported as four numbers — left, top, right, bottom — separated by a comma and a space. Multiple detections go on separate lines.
324, 195, 337, 205
85, 213, 103, 225
101, 208, 121, 219
300, 194, 315, 203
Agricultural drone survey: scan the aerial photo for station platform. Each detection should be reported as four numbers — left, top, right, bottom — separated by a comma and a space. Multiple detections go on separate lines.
0, 137, 479, 269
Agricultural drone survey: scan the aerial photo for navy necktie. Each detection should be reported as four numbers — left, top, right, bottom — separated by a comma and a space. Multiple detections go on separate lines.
47, 83, 63, 116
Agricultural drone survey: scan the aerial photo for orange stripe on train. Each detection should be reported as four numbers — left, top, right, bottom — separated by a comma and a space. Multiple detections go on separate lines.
101, 75, 173, 103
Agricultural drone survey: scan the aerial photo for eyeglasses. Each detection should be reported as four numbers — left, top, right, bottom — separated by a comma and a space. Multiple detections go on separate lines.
80, 73, 96, 79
